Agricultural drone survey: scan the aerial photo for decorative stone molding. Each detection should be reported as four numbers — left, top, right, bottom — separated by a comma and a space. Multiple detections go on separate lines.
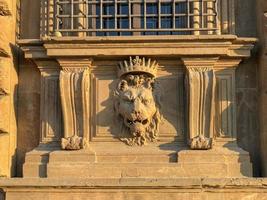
114, 56, 162, 146
58, 59, 92, 150
183, 57, 218, 150
34, 61, 62, 146
214, 59, 241, 139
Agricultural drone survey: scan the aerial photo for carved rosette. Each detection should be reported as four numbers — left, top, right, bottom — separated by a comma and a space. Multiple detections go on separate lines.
58, 59, 91, 150
114, 56, 162, 146
183, 58, 217, 150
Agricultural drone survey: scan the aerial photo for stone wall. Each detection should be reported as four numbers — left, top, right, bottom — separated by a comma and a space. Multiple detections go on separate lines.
234, 0, 261, 176
1, 178, 267, 200
0, 0, 18, 177
0, 190, 4, 200
258, 0, 267, 176
16, 61, 40, 177
15, 0, 262, 176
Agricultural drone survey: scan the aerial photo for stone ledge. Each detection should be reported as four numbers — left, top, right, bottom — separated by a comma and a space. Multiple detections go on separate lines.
1, 178, 267, 189
18, 35, 257, 59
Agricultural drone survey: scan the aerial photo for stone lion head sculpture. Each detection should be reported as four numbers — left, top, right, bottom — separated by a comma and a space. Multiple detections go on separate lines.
114, 56, 162, 146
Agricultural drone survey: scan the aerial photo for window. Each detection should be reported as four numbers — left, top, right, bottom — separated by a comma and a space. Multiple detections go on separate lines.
46, 0, 219, 36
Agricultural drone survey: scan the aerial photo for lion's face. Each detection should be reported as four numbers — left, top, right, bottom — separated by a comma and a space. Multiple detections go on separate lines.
114, 74, 161, 145
117, 86, 157, 137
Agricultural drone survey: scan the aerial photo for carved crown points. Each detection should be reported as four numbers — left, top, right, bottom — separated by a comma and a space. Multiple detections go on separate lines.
118, 56, 158, 78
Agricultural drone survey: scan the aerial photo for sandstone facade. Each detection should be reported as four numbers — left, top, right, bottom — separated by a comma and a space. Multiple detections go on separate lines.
0, 0, 17, 178
0, 0, 267, 199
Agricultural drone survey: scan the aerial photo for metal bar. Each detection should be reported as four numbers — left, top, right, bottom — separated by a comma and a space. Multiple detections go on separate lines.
56, 27, 218, 32
201, 0, 204, 32
115, 0, 118, 29
51, 0, 221, 36
129, 0, 132, 30
71, 0, 74, 29
187, 0, 190, 29
144, 0, 146, 30
172, 0, 175, 29
56, 12, 216, 18
100, 0, 103, 29
158, 0, 161, 29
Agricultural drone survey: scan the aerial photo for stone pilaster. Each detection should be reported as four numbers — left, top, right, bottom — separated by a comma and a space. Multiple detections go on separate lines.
34, 61, 62, 145
182, 57, 218, 150
57, 59, 92, 150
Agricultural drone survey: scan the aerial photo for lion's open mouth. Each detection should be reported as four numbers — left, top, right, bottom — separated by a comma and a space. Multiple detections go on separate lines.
127, 119, 149, 125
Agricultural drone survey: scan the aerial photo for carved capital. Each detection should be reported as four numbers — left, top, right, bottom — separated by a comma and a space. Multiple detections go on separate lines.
182, 57, 218, 150
57, 58, 93, 69
58, 58, 92, 150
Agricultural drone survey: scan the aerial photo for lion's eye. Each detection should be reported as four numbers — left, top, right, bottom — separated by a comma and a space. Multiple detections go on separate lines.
142, 99, 151, 105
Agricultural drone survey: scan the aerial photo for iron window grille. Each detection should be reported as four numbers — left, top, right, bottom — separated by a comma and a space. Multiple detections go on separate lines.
40, 0, 235, 37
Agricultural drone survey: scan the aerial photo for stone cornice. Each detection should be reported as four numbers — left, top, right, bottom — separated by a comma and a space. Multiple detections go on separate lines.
18, 35, 257, 59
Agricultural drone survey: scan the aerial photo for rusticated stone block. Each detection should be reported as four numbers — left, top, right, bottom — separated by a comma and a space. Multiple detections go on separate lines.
0, 0, 11, 16
0, 96, 9, 135
0, 59, 10, 95
0, 15, 12, 57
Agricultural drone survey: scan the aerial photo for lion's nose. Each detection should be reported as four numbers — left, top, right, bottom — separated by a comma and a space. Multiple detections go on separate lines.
133, 100, 142, 114
134, 110, 141, 115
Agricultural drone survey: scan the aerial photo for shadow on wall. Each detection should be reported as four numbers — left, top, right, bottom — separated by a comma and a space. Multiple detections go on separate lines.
16, 58, 41, 177
95, 70, 184, 146
222, 141, 253, 177
0, 188, 5, 200
235, 60, 260, 177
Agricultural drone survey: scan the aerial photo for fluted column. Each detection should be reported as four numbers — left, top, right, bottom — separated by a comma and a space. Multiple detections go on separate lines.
182, 57, 218, 150
57, 58, 92, 150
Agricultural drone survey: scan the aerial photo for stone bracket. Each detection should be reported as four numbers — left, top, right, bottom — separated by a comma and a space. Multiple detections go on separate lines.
58, 59, 92, 150
183, 57, 218, 150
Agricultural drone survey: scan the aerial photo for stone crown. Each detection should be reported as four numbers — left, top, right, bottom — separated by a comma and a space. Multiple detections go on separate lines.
118, 56, 158, 78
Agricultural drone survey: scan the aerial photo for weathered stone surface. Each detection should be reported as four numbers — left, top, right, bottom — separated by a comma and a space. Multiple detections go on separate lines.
58, 59, 91, 150
236, 88, 260, 175
235, 0, 257, 37
21, 36, 255, 180
0, 0, 18, 178
0, 17, 12, 57
0, 190, 4, 200
16, 63, 40, 177
183, 58, 217, 149
258, 0, 267, 176
0, 0, 11, 16
114, 56, 162, 146
1, 177, 267, 200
